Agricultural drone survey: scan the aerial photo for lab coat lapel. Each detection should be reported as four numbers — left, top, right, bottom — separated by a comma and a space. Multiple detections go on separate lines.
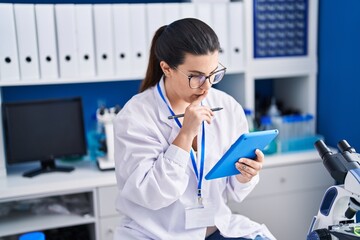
201, 97, 217, 160
154, 78, 200, 177
203, 124, 216, 156
197, 119, 217, 158
153, 77, 180, 145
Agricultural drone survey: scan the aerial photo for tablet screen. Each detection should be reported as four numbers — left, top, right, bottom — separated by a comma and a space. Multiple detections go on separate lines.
205, 129, 279, 180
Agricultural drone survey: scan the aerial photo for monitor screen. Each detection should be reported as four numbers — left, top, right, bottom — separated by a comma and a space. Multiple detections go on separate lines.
2, 97, 87, 177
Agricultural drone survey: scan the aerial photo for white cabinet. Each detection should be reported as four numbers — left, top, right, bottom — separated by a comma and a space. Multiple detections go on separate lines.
229, 152, 334, 240
99, 215, 121, 240
0, 161, 117, 240
224, 0, 319, 117
0, 190, 97, 239
97, 185, 122, 240
97, 185, 118, 217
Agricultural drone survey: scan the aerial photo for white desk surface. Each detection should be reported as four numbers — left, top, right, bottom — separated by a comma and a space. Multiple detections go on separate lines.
0, 150, 322, 201
0, 160, 116, 201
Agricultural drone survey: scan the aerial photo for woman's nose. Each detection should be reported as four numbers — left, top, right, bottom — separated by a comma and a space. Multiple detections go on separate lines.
201, 77, 212, 90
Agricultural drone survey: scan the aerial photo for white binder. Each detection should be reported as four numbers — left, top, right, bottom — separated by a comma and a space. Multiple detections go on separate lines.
180, 3, 196, 19
211, 3, 229, 67
0, 4, 20, 81
35, 4, 59, 79
129, 4, 148, 78
195, 3, 212, 27
14, 4, 40, 81
146, 3, 165, 48
228, 2, 245, 72
55, 4, 79, 78
163, 3, 180, 24
75, 4, 96, 77
93, 4, 115, 77
112, 4, 132, 78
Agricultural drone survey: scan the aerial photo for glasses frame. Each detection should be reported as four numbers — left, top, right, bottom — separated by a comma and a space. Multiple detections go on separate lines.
175, 62, 227, 89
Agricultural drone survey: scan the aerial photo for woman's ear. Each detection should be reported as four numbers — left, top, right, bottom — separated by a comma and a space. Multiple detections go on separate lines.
160, 61, 172, 78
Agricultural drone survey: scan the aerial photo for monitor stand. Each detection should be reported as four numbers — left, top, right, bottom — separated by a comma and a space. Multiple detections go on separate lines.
23, 160, 74, 178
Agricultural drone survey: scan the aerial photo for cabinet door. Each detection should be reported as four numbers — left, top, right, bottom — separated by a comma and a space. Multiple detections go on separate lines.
231, 189, 326, 240
99, 216, 121, 240
244, 161, 333, 198
98, 185, 118, 217
229, 161, 334, 240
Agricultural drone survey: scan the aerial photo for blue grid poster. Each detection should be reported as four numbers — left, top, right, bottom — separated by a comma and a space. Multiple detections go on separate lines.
253, 0, 308, 58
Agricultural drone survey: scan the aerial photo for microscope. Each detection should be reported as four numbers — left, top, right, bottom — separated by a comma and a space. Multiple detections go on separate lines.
96, 105, 121, 171
307, 139, 360, 240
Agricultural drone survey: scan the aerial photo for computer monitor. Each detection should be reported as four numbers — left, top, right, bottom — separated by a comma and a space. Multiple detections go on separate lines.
2, 97, 87, 177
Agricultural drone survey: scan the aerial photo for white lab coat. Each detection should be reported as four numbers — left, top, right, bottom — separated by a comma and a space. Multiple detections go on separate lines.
113, 78, 276, 240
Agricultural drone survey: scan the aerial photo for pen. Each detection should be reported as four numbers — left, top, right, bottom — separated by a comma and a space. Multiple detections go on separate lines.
168, 107, 223, 119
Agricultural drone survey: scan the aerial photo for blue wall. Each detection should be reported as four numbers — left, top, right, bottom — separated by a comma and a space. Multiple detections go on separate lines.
317, 0, 360, 150
2, 80, 141, 133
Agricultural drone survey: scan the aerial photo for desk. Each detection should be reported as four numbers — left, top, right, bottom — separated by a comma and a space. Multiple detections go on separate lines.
0, 160, 118, 240
0, 151, 333, 240
228, 150, 334, 240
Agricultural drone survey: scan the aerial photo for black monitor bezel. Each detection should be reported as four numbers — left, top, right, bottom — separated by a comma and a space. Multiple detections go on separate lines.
2, 97, 87, 166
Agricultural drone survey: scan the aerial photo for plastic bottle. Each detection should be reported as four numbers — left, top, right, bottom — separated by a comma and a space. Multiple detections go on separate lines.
267, 97, 281, 117
244, 108, 256, 132
260, 116, 278, 154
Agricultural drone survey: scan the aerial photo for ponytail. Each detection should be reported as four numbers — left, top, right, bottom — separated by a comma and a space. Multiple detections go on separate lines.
140, 26, 167, 93
140, 18, 220, 93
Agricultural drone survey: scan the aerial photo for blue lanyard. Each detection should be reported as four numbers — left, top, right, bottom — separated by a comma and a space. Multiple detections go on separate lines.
157, 83, 205, 201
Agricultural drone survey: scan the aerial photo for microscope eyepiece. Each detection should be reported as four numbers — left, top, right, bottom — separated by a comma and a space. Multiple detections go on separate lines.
338, 140, 356, 153
315, 140, 333, 160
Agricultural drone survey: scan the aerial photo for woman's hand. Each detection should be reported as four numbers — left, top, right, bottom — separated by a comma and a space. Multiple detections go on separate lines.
172, 91, 213, 152
235, 149, 264, 183
181, 91, 213, 139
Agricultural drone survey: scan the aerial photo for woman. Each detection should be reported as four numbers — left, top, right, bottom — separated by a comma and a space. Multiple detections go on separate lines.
113, 18, 275, 240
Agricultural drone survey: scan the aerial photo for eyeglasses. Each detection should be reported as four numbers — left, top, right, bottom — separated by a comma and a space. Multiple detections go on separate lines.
175, 63, 227, 89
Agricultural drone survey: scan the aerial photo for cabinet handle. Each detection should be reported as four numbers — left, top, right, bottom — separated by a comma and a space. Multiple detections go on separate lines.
280, 177, 286, 183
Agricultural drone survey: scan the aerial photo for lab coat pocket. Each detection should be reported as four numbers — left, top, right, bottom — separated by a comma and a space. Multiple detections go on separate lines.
120, 220, 155, 240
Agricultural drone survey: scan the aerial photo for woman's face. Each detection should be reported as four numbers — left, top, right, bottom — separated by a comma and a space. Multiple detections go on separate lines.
164, 51, 220, 104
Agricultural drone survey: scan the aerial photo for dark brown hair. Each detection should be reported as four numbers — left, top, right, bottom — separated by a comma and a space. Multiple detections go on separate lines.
140, 18, 220, 92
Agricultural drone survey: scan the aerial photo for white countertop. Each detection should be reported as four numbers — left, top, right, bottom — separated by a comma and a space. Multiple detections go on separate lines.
0, 160, 116, 201
0, 150, 323, 201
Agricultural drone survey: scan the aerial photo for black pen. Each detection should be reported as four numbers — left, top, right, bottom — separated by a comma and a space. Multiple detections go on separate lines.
168, 107, 223, 119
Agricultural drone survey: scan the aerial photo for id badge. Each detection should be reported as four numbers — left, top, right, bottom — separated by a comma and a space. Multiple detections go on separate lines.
185, 202, 216, 229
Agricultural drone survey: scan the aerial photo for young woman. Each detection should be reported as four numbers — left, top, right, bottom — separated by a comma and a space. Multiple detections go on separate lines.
113, 18, 275, 240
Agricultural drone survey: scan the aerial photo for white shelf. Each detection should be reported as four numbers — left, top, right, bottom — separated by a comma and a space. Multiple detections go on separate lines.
0, 160, 116, 201
0, 69, 244, 87
0, 211, 95, 237
0, 75, 141, 87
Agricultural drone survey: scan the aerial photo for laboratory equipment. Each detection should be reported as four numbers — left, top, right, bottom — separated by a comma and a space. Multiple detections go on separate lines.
2, 97, 87, 177
244, 108, 256, 132
307, 139, 360, 239
259, 116, 278, 154
96, 105, 121, 170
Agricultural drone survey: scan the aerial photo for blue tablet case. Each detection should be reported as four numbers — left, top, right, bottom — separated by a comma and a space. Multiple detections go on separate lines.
205, 129, 279, 180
